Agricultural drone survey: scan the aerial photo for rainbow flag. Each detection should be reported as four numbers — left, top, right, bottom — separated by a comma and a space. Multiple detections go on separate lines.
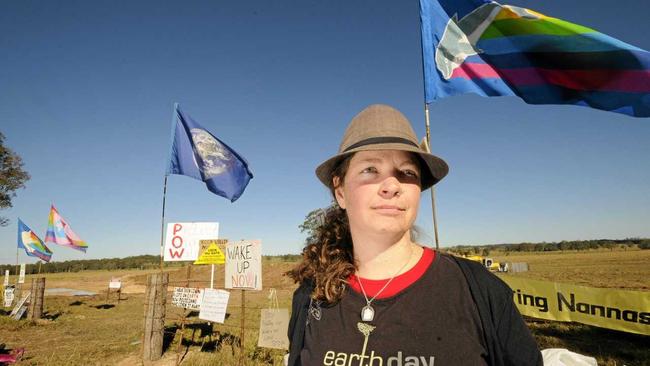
420, 0, 650, 117
17, 219, 53, 262
44, 205, 88, 252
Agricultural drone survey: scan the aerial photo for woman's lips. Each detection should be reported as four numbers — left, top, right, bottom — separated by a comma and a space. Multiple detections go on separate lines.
372, 205, 405, 214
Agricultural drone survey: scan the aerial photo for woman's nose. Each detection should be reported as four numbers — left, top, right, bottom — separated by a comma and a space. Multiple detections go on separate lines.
379, 177, 402, 198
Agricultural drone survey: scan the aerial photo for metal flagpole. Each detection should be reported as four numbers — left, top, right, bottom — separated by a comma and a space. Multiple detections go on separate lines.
424, 103, 441, 250
159, 176, 168, 271
159, 103, 178, 271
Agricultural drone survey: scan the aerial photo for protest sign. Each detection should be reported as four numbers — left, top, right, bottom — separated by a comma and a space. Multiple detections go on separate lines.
258, 289, 289, 349
225, 240, 262, 290
172, 287, 203, 310
13, 306, 27, 320
199, 288, 230, 323
194, 239, 227, 265
10, 292, 30, 318
163, 222, 219, 262
258, 309, 290, 349
3, 286, 15, 308
501, 275, 650, 336
18, 264, 25, 284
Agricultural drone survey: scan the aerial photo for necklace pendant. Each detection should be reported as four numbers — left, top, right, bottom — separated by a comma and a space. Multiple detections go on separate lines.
361, 305, 375, 322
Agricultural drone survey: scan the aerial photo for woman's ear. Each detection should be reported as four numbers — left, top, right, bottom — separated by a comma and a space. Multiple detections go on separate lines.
333, 177, 346, 209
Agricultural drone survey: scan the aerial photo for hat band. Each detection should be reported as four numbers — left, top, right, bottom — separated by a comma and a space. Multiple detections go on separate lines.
343, 136, 418, 153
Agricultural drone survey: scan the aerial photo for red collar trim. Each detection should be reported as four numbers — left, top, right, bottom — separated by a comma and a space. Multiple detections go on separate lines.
348, 247, 435, 299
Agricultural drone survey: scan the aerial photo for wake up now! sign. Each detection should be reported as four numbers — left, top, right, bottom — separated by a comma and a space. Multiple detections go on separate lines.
501, 275, 649, 335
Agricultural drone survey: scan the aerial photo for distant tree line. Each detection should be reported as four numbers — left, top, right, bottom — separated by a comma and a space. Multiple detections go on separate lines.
0, 255, 169, 275
0, 254, 306, 275
446, 238, 650, 256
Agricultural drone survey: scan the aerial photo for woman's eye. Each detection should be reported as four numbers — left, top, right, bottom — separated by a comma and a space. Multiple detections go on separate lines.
361, 167, 377, 174
402, 169, 419, 178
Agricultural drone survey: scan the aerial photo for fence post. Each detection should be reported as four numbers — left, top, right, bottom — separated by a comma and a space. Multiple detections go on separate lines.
143, 272, 169, 361
28, 277, 45, 321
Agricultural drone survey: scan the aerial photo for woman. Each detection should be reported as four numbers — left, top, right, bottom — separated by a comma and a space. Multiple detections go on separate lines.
287, 104, 542, 366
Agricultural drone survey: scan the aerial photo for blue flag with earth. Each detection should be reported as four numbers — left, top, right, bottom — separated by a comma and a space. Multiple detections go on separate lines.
166, 104, 253, 202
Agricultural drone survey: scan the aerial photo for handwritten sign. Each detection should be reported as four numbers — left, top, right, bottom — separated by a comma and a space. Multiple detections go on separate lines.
3, 287, 15, 308
225, 240, 262, 290
172, 287, 203, 310
194, 239, 227, 265
164, 222, 219, 262
199, 289, 230, 323
18, 264, 25, 284
258, 308, 290, 349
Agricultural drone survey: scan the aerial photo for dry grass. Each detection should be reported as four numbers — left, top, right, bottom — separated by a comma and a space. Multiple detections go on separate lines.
491, 248, 650, 290
1, 251, 648, 365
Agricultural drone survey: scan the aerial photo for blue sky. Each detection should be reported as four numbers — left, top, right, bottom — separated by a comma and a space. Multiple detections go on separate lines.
1, 0, 649, 264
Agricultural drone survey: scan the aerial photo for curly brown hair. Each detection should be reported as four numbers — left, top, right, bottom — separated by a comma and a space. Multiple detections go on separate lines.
287, 155, 356, 303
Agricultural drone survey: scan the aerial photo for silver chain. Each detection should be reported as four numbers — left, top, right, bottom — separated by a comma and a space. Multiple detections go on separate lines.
356, 245, 414, 307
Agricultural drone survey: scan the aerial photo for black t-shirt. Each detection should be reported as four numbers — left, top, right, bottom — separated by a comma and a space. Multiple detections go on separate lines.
301, 254, 488, 366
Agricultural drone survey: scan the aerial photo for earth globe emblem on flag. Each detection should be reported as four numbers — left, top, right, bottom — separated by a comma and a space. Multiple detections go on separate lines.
190, 128, 231, 178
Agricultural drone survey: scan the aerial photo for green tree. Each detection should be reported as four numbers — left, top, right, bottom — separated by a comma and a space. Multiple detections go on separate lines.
0, 132, 30, 226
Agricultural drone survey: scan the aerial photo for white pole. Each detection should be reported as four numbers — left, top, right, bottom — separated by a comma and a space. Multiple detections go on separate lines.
210, 264, 215, 289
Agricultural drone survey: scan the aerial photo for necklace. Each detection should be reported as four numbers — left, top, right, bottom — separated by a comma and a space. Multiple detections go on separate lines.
356, 245, 414, 322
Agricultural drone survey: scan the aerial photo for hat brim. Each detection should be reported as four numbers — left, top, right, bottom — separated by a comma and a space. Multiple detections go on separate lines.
315, 143, 449, 191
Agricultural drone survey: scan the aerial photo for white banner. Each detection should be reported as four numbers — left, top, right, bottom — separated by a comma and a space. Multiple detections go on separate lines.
225, 240, 262, 290
18, 264, 25, 284
163, 222, 219, 262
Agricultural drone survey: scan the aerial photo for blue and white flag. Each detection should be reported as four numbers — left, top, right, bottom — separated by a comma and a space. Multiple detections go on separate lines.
166, 104, 253, 202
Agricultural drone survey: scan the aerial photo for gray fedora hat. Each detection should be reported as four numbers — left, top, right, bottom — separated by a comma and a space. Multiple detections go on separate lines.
316, 104, 449, 191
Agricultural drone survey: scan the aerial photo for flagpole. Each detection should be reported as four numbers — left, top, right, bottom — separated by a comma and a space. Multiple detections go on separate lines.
15, 245, 19, 283
159, 175, 168, 271
424, 103, 441, 250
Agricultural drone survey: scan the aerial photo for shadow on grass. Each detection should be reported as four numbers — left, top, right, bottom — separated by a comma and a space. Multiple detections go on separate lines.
69, 300, 84, 306
42, 311, 62, 321
527, 319, 648, 364
93, 304, 115, 310
162, 324, 179, 353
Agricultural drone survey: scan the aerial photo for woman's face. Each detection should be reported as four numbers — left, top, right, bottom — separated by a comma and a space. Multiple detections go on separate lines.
334, 150, 422, 239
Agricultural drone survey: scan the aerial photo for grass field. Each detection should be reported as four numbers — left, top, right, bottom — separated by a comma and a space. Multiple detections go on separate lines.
0, 249, 648, 365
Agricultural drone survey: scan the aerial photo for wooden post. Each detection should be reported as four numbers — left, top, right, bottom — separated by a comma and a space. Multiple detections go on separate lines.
175, 264, 193, 365
143, 272, 169, 361
28, 277, 45, 321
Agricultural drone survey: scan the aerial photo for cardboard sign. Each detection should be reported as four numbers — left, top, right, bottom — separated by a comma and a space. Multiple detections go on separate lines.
10, 292, 30, 317
3, 270, 8, 287
109, 279, 122, 289
3, 287, 15, 307
18, 264, 25, 284
194, 240, 227, 265
163, 222, 219, 262
225, 240, 262, 291
258, 308, 290, 350
199, 288, 230, 323
172, 287, 203, 310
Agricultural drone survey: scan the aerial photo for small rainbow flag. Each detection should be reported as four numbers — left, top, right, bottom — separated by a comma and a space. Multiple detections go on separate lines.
17, 219, 53, 262
420, 0, 650, 117
45, 205, 88, 253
